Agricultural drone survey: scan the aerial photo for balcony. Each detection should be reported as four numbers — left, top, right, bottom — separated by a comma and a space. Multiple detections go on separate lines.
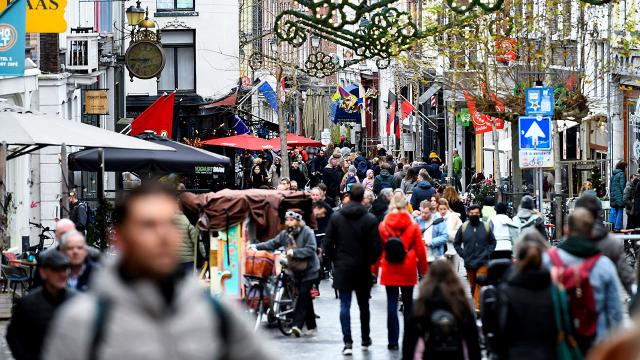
65, 32, 100, 73
612, 47, 640, 77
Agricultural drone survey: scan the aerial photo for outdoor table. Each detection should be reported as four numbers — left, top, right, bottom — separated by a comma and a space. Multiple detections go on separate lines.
9, 260, 37, 287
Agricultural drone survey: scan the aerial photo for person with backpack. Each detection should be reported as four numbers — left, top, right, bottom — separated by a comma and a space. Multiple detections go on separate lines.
340, 165, 361, 193
494, 229, 563, 360
44, 182, 274, 360
454, 204, 497, 311
402, 260, 481, 360
373, 163, 395, 196
376, 192, 428, 351
609, 161, 627, 232
545, 208, 622, 354
354, 151, 369, 180
324, 184, 382, 355
481, 196, 497, 222
490, 202, 518, 257
410, 172, 436, 211
401, 167, 419, 195
393, 165, 409, 190
512, 195, 547, 241
69, 191, 89, 235
414, 200, 449, 263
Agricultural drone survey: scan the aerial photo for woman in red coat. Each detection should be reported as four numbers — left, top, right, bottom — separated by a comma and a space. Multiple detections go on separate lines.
377, 192, 428, 351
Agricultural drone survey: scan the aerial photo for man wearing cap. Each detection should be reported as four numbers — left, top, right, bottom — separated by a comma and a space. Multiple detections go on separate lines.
6, 251, 74, 360
512, 195, 547, 240
254, 209, 320, 338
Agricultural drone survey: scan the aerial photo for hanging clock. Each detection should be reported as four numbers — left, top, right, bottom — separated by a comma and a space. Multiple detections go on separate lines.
125, 40, 165, 80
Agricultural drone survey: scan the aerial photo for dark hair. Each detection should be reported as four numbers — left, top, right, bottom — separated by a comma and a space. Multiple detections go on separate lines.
616, 161, 628, 171
568, 208, 595, 237
484, 195, 495, 207
414, 260, 471, 320
574, 194, 601, 219
348, 184, 365, 202
468, 204, 482, 212
514, 229, 548, 271
113, 182, 177, 225
494, 202, 507, 215
317, 183, 328, 193
386, 155, 394, 162
404, 167, 418, 182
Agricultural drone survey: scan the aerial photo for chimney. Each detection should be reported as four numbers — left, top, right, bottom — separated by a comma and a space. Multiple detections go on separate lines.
39, 33, 60, 73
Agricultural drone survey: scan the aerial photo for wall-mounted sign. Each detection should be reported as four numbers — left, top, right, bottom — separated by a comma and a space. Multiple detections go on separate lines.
0, 0, 67, 33
0, 0, 25, 76
84, 90, 109, 115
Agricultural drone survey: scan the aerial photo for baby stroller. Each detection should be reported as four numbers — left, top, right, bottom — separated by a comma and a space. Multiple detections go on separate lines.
478, 257, 513, 359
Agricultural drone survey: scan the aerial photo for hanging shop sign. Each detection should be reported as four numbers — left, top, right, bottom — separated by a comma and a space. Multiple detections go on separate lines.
401, 132, 414, 151
0, 0, 25, 76
0, 0, 67, 33
84, 90, 109, 115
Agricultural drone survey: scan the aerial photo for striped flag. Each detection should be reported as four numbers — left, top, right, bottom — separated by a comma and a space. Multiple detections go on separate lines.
385, 91, 397, 137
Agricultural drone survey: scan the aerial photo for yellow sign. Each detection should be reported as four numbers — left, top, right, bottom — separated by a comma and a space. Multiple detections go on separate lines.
84, 90, 109, 115
0, 0, 67, 33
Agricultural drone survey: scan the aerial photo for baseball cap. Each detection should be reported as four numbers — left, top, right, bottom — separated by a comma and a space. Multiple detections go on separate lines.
40, 251, 70, 269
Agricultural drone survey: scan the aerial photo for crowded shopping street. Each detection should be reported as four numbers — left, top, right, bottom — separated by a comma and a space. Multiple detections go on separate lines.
3, 0, 640, 359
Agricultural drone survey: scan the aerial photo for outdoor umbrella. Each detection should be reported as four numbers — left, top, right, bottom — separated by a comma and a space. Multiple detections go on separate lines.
269, 134, 323, 148
0, 106, 173, 158
202, 134, 274, 151
68, 132, 229, 174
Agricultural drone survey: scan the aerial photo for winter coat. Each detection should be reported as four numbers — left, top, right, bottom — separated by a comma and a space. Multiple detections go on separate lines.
310, 156, 327, 173
361, 176, 375, 192
495, 268, 557, 360
269, 164, 282, 188
453, 220, 496, 269
410, 180, 436, 211
393, 169, 407, 189
610, 168, 626, 208
376, 211, 428, 286
256, 225, 320, 282
401, 178, 417, 194
449, 199, 467, 222
490, 214, 517, 253
322, 165, 344, 201
370, 196, 389, 223
428, 162, 442, 180
176, 213, 199, 264
250, 166, 269, 188
7, 287, 74, 360
43, 260, 273, 360
442, 211, 463, 256
623, 178, 638, 215
543, 248, 623, 341
593, 220, 636, 296
453, 154, 463, 175
415, 215, 449, 261
373, 169, 395, 195
325, 203, 382, 291
402, 286, 481, 360
482, 206, 497, 222
289, 168, 307, 188
512, 209, 547, 240
340, 173, 360, 193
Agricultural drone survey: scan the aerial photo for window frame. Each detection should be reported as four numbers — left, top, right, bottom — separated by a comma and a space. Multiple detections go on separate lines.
158, 29, 196, 93
156, 0, 194, 12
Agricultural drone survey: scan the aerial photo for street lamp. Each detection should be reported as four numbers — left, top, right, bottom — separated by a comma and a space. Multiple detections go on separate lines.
310, 35, 321, 50
125, 0, 145, 27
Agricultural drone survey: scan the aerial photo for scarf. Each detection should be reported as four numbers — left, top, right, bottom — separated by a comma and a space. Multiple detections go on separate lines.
557, 235, 601, 258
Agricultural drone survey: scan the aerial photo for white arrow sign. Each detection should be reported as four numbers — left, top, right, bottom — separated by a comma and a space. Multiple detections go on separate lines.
523, 121, 546, 147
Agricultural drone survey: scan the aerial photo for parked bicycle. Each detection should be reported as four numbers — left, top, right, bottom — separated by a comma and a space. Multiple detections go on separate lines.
271, 255, 298, 336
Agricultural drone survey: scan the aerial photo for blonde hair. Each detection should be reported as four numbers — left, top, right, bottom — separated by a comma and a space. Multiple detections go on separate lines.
388, 192, 408, 212
443, 186, 460, 203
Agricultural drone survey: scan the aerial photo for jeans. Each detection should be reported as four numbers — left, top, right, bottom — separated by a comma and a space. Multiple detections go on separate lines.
293, 280, 317, 330
609, 207, 624, 230
454, 172, 462, 192
385, 286, 414, 346
339, 287, 371, 344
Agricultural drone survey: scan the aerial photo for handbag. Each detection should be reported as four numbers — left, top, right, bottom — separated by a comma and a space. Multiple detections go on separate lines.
551, 284, 584, 360
286, 233, 309, 273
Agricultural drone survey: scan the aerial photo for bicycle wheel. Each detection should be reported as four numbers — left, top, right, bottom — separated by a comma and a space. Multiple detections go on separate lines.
244, 284, 264, 330
274, 284, 295, 336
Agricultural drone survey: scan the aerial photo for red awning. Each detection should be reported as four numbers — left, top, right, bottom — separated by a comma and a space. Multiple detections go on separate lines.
203, 134, 274, 151
269, 134, 322, 148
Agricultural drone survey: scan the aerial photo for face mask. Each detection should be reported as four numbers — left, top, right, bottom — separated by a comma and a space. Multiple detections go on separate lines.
469, 215, 481, 225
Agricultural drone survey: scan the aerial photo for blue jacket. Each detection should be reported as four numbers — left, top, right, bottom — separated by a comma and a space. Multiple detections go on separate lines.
610, 168, 626, 207
411, 180, 436, 210
543, 250, 622, 341
415, 215, 449, 259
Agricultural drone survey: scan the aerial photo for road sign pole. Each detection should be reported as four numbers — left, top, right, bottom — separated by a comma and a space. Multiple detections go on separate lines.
537, 167, 544, 213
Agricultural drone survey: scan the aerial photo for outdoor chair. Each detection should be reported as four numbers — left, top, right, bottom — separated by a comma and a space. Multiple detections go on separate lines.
0, 263, 29, 298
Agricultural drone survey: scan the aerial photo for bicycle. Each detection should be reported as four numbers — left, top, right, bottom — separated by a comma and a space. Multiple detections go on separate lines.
28, 222, 55, 254
243, 274, 273, 331
271, 256, 298, 336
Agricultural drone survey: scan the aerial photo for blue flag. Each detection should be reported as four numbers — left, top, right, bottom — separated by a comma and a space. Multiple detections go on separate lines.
0, 0, 26, 76
258, 81, 278, 111
233, 115, 250, 135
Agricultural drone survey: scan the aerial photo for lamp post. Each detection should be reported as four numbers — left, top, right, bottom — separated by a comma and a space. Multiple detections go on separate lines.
125, 0, 145, 35
310, 35, 321, 50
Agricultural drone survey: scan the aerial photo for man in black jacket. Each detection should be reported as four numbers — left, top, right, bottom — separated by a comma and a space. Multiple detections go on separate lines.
325, 184, 382, 355
6, 250, 74, 360
322, 154, 344, 206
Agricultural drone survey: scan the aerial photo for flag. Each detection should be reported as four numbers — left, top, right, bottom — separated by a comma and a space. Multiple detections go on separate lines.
131, 92, 175, 138
386, 91, 397, 136
233, 115, 250, 135
401, 100, 415, 120
258, 81, 278, 111
457, 108, 471, 127
463, 90, 492, 135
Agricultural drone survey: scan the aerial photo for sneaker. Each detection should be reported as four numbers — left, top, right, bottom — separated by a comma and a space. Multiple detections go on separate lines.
388, 344, 399, 351
362, 339, 372, 351
291, 326, 302, 338
342, 344, 353, 356
304, 328, 318, 337
311, 287, 320, 298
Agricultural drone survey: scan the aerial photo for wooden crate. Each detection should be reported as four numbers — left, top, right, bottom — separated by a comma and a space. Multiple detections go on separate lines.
0, 293, 12, 319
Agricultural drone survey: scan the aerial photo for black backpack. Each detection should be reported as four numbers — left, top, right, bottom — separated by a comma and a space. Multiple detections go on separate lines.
384, 225, 408, 263
423, 309, 462, 354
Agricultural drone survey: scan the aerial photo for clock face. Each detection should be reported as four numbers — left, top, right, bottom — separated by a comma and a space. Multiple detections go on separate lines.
125, 41, 166, 80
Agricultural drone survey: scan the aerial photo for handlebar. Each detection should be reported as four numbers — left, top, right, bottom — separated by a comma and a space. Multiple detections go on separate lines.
29, 222, 51, 232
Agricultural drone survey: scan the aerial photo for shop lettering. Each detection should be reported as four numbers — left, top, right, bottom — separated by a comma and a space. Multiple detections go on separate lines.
0, 0, 67, 33
5, 0, 58, 10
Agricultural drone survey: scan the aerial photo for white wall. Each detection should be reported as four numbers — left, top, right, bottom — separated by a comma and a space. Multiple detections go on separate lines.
126, 0, 239, 99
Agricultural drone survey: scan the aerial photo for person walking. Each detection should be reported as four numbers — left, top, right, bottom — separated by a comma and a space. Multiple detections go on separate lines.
371, 188, 393, 223
400, 167, 418, 195
609, 161, 627, 231
444, 186, 467, 222
377, 193, 428, 351
361, 169, 375, 192
490, 202, 517, 256
255, 210, 320, 338
322, 154, 344, 206
453, 149, 463, 192
59, 231, 97, 292
325, 185, 382, 355
414, 200, 448, 263
340, 165, 361, 193
44, 183, 273, 360
393, 165, 409, 190
624, 172, 640, 229
7, 251, 74, 360
373, 163, 395, 195
494, 229, 559, 360
481, 196, 497, 222
545, 208, 622, 354
68, 191, 88, 235
403, 260, 481, 360
454, 204, 496, 311
410, 171, 436, 211
437, 199, 463, 271
512, 195, 547, 240
269, 157, 283, 189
